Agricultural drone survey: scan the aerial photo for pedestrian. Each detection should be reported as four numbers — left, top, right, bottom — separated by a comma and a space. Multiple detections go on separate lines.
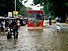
0, 20, 2, 34
56, 16, 61, 32
7, 20, 14, 39
8, 20, 14, 32
5, 20, 9, 31
13, 19, 18, 38
48, 13, 52, 25
17, 20, 20, 29
1, 20, 5, 32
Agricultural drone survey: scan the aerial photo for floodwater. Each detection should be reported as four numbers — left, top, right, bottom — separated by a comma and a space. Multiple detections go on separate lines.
60, 26, 68, 51
0, 25, 68, 51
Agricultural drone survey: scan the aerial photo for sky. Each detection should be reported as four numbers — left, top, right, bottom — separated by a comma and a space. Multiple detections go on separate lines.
21, 0, 43, 10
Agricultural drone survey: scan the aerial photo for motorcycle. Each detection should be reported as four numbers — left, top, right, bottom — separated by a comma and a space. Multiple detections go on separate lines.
7, 27, 13, 39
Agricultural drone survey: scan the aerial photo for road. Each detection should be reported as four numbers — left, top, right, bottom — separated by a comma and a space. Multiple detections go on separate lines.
0, 23, 68, 51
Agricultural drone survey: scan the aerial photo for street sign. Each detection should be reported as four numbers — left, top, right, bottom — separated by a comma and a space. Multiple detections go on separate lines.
13, 11, 18, 15
8, 12, 12, 17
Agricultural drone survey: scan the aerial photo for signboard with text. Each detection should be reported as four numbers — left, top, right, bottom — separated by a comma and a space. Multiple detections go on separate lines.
8, 12, 12, 17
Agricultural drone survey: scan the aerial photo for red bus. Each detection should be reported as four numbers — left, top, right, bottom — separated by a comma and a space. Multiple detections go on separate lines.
27, 10, 44, 29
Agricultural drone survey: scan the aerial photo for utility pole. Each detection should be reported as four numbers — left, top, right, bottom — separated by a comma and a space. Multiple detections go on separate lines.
13, 0, 18, 18
15, 0, 16, 11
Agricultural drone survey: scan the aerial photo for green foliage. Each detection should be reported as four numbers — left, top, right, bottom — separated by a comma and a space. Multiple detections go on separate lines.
0, 0, 27, 17
0, 0, 14, 16
16, 0, 28, 17
33, 0, 68, 22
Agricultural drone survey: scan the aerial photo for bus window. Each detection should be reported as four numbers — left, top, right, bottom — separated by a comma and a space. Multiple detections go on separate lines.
36, 14, 42, 20
28, 14, 34, 18
28, 14, 35, 20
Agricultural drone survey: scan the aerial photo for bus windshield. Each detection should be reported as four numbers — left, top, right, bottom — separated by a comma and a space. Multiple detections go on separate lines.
28, 14, 42, 20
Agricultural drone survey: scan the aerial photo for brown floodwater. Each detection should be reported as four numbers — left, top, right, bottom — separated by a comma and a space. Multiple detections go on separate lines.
0, 26, 68, 51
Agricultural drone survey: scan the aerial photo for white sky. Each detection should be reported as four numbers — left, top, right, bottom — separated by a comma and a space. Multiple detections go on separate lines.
22, 0, 43, 10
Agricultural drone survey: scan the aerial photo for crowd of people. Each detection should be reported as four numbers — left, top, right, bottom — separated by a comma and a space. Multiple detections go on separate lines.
0, 19, 20, 39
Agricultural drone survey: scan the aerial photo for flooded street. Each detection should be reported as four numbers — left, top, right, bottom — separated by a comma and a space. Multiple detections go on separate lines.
0, 24, 68, 51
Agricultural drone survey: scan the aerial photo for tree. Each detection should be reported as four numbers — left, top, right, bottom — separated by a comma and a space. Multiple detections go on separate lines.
16, 0, 28, 17
33, 0, 68, 22
0, 0, 28, 17
0, 0, 14, 16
